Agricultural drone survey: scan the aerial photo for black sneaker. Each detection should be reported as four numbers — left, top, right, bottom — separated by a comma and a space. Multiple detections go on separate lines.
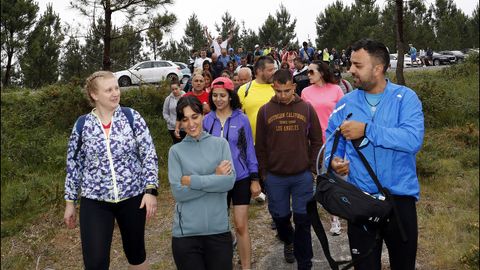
284, 243, 295, 263
271, 220, 277, 230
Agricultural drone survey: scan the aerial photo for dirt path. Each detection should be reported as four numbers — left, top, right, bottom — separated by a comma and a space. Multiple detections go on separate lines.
1, 194, 425, 269
1, 192, 277, 269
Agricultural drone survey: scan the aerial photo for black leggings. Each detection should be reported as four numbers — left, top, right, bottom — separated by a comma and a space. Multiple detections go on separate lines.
347, 195, 418, 270
80, 194, 146, 270
172, 232, 233, 270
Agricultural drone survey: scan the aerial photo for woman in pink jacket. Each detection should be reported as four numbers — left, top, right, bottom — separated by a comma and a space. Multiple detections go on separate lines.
301, 60, 344, 236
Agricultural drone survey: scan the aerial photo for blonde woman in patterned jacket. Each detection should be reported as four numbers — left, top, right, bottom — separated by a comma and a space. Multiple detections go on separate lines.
63, 71, 159, 270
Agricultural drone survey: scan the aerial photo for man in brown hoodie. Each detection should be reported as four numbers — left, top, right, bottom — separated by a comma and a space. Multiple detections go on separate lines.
255, 69, 323, 270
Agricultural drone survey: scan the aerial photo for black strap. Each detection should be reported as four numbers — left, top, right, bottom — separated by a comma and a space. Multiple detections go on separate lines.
352, 146, 386, 197
353, 146, 408, 242
326, 129, 341, 173
307, 199, 381, 270
307, 200, 347, 270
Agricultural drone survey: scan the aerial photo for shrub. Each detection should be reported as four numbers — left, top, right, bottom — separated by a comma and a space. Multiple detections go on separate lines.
1, 82, 171, 236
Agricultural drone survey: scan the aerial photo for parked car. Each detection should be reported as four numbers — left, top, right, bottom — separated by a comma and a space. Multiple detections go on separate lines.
439, 50, 465, 63
174, 62, 192, 79
389, 54, 412, 69
430, 52, 456, 66
114, 60, 183, 87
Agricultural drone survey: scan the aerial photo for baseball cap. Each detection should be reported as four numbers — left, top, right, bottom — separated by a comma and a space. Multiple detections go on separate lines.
228, 48, 234, 52
211, 77, 234, 91
255, 44, 260, 48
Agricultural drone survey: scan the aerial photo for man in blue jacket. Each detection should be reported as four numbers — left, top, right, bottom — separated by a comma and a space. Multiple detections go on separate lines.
325, 39, 424, 270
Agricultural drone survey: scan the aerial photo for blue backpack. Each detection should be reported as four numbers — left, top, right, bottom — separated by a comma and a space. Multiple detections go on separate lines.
73, 107, 135, 160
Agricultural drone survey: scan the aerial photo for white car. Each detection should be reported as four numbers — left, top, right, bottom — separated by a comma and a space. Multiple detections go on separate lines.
174, 62, 192, 79
389, 54, 412, 69
114, 60, 183, 86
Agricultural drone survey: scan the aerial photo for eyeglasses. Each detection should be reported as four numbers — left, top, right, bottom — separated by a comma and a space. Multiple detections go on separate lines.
308, 69, 316, 75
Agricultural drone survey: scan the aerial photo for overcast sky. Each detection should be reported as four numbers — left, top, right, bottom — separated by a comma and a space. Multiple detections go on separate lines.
38, 0, 477, 47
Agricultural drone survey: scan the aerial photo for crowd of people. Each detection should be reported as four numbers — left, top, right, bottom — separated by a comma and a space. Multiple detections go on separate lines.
63, 38, 424, 270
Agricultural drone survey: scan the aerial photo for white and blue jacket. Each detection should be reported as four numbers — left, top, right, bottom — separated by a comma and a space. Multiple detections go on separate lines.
64, 106, 159, 202
325, 80, 424, 199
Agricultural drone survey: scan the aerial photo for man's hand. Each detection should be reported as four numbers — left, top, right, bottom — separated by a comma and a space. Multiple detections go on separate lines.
331, 157, 350, 176
340, 120, 366, 140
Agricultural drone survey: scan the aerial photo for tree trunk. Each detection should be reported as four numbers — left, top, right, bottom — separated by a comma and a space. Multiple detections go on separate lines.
103, 0, 112, 71
3, 50, 14, 88
395, 0, 405, 85
153, 41, 157, 60
2, 30, 15, 87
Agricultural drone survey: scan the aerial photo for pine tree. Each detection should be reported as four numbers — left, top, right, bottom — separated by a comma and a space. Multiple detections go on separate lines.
20, 4, 63, 88
111, 25, 144, 71
61, 34, 85, 83
0, 0, 38, 87
215, 11, 240, 49
159, 39, 189, 63
315, 1, 353, 50
434, 0, 465, 50
275, 4, 297, 49
146, 12, 177, 60
258, 4, 297, 49
181, 14, 208, 51
239, 22, 259, 53
82, 21, 104, 76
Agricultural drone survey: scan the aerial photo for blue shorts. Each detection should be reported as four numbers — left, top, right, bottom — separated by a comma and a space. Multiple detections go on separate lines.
264, 170, 313, 217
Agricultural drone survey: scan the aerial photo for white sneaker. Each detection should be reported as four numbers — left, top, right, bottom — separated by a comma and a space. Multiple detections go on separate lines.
254, 192, 266, 203
330, 216, 342, 236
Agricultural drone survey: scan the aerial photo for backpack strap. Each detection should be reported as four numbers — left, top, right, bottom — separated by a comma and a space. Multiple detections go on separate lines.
244, 81, 253, 98
73, 114, 87, 161
72, 107, 136, 161
121, 106, 135, 136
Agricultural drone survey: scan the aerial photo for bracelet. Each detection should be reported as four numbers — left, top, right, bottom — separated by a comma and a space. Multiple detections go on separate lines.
145, 188, 158, 196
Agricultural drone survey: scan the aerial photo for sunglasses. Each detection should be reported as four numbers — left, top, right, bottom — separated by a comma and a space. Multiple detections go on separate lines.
308, 69, 316, 75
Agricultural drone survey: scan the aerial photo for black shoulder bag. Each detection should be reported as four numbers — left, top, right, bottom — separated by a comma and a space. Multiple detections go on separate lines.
306, 122, 407, 270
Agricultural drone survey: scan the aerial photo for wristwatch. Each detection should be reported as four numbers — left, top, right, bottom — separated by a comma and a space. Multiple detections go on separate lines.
145, 188, 158, 196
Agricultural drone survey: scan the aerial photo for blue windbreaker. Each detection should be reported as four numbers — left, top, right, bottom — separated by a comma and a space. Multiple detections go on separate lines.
203, 109, 259, 181
325, 80, 424, 199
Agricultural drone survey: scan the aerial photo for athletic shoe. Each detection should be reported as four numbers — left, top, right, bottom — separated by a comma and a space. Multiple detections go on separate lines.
284, 243, 295, 263
254, 192, 266, 203
330, 216, 342, 236
271, 220, 277, 230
